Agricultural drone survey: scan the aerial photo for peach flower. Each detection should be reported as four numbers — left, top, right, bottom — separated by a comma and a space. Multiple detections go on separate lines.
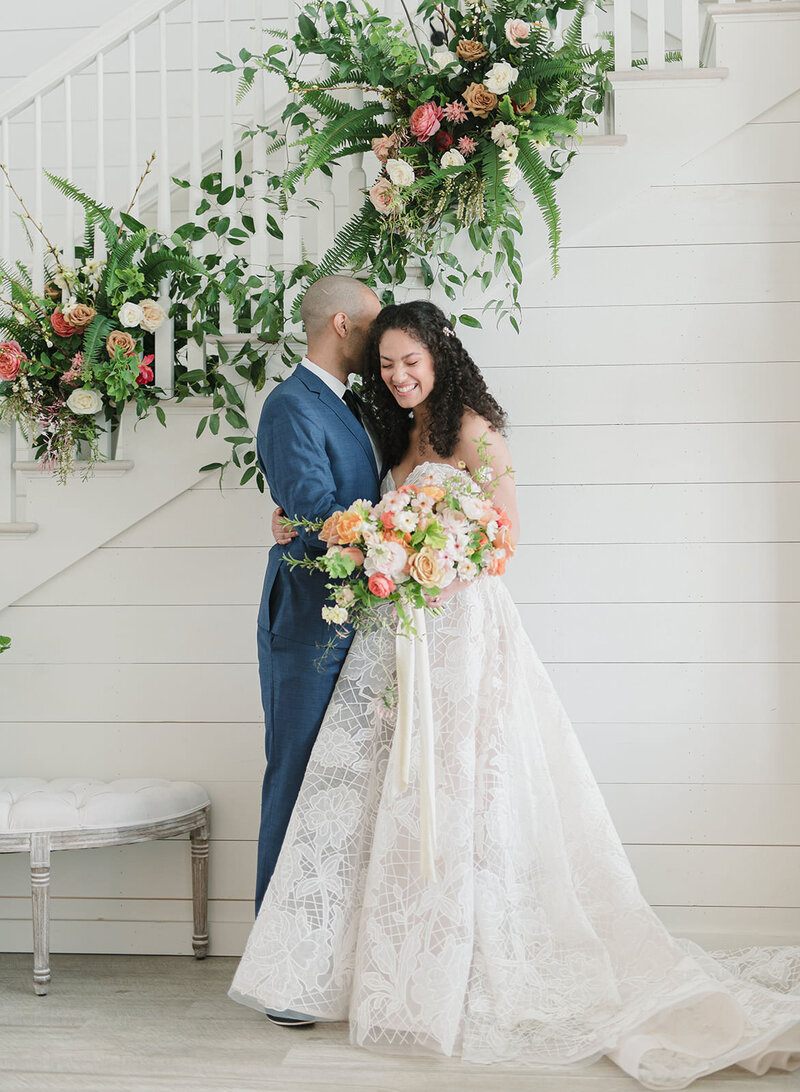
106, 330, 136, 357
66, 303, 96, 329
0, 340, 25, 382
505, 18, 531, 47
462, 82, 498, 118
371, 133, 397, 163
409, 546, 447, 588
335, 510, 364, 544
456, 39, 488, 62
340, 546, 365, 566
320, 511, 344, 544
369, 179, 396, 215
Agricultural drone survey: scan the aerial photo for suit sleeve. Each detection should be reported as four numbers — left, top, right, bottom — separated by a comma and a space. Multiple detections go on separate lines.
260, 398, 342, 554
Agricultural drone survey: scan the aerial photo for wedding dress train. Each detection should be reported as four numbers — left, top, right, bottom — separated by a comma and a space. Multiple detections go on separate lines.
229, 461, 800, 1090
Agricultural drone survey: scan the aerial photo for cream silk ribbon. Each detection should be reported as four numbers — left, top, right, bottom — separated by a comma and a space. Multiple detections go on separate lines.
393, 606, 438, 882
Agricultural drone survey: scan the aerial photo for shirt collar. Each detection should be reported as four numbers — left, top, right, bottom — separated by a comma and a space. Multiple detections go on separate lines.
301, 356, 347, 400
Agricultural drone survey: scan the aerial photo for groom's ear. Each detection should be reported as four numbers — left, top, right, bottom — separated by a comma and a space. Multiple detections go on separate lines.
332, 311, 348, 339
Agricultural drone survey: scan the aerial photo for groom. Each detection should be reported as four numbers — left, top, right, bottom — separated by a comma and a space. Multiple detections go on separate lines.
255, 275, 382, 936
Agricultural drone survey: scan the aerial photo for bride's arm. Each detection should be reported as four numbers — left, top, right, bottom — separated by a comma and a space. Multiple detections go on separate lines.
459, 416, 521, 545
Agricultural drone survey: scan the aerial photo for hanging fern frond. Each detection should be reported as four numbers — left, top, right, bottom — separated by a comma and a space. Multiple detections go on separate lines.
516, 139, 561, 276
45, 173, 114, 229
286, 102, 385, 187
307, 203, 373, 284
480, 143, 512, 236
100, 229, 150, 297
138, 250, 212, 286
563, 4, 586, 50
80, 314, 116, 369
302, 88, 354, 121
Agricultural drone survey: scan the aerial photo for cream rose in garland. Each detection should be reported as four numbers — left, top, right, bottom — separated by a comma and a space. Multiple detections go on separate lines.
66, 388, 104, 415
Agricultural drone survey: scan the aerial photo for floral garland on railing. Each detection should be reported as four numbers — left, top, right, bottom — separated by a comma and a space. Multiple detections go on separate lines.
228, 0, 611, 325
0, 159, 215, 481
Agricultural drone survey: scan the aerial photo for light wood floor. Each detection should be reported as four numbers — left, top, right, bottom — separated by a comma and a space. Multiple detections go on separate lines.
0, 954, 797, 1092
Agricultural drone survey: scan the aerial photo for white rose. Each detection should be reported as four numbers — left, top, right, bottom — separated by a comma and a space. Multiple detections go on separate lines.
440, 148, 466, 169
322, 605, 349, 625
386, 158, 415, 188
490, 121, 519, 148
499, 145, 519, 165
431, 48, 457, 69
484, 61, 519, 96
139, 299, 167, 333
503, 163, 523, 188
118, 301, 144, 327
66, 388, 103, 415
460, 493, 490, 521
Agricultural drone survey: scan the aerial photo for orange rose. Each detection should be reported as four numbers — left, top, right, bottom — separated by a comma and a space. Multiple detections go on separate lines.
462, 82, 498, 118
336, 510, 364, 544
340, 546, 365, 566
408, 546, 446, 588
493, 526, 516, 556
419, 485, 445, 502
383, 529, 412, 547
320, 511, 344, 544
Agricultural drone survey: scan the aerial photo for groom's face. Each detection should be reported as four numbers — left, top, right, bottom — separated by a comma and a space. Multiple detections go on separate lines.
347, 295, 382, 374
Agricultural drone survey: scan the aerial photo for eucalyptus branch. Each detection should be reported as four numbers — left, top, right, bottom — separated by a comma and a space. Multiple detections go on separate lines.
0, 162, 68, 273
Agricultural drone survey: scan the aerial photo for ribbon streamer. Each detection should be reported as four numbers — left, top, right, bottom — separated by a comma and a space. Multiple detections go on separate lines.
393, 606, 438, 881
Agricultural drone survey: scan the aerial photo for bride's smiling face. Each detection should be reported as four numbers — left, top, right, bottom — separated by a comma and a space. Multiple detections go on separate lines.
379, 328, 436, 411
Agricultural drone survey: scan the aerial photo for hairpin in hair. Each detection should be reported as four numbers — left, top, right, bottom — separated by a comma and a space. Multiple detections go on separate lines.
442, 325, 454, 337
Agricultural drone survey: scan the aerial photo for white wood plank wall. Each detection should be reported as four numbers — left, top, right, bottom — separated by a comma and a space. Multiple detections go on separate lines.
2, 94, 800, 956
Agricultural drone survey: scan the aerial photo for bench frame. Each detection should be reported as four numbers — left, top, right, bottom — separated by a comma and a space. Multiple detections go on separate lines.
0, 804, 210, 994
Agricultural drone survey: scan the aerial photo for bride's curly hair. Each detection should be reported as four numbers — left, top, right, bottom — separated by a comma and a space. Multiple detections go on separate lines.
362, 300, 507, 469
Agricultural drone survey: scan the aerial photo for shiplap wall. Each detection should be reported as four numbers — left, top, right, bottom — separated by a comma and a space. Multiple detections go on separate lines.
2, 92, 800, 955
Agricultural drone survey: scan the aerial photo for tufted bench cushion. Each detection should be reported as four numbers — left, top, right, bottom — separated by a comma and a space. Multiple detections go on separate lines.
0, 777, 210, 995
0, 778, 211, 833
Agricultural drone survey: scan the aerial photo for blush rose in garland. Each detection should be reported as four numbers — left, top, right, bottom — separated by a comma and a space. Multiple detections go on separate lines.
233, 0, 612, 328
0, 159, 213, 481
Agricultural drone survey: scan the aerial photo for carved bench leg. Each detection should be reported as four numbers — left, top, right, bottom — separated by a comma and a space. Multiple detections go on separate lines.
30, 832, 51, 995
190, 808, 209, 959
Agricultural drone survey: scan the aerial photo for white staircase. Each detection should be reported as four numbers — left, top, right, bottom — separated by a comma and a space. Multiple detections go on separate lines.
1, 0, 800, 612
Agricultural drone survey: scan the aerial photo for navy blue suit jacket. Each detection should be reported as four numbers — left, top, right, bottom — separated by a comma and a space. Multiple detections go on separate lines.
256, 363, 383, 649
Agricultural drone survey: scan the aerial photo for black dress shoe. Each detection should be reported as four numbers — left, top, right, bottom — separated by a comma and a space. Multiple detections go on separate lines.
266, 1013, 315, 1027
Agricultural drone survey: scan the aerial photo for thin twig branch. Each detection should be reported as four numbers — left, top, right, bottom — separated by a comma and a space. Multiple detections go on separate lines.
399, 0, 432, 72
0, 162, 67, 273
123, 152, 156, 221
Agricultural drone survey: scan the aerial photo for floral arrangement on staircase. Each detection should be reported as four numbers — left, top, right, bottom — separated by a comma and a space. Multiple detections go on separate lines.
230, 0, 610, 327
0, 161, 214, 481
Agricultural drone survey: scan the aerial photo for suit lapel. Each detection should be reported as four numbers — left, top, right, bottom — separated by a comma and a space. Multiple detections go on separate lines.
294, 363, 379, 482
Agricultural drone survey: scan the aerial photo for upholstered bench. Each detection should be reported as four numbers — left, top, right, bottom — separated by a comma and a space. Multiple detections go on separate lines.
0, 778, 210, 995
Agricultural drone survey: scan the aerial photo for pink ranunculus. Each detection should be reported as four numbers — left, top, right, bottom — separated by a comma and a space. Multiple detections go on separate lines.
0, 340, 26, 382
505, 18, 531, 47
409, 102, 444, 143
369, 179, 396, 215
368, 572, 396, 598
340, 546, 365, 567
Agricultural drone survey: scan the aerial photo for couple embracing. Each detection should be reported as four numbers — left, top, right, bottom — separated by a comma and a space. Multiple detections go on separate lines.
228, 277, 800, 1089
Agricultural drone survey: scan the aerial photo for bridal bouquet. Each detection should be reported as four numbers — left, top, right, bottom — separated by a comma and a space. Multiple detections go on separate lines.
288, 463, 515, 636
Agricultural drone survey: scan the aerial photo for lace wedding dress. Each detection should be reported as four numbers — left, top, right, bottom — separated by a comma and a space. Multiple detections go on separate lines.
230, 461, 800, 1089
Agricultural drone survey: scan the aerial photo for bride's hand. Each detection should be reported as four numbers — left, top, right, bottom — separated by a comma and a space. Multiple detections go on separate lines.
426, 578, 465, 608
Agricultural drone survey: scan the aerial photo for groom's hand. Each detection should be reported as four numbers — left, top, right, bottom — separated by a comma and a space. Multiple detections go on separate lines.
272, 507, 298, 546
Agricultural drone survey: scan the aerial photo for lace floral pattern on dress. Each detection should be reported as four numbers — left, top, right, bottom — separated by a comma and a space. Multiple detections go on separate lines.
230, 461, 800, 1090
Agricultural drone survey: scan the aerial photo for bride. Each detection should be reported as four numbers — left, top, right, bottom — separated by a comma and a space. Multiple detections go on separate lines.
229, 300, 800, 1089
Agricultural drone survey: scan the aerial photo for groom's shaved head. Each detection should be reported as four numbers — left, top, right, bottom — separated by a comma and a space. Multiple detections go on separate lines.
301, 275, 379, 338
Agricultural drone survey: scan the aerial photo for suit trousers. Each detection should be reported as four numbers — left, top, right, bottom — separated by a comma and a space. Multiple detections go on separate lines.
254, 623, 350, 914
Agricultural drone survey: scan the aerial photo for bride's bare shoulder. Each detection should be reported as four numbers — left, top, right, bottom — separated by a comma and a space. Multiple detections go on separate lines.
455, 410, 509, 470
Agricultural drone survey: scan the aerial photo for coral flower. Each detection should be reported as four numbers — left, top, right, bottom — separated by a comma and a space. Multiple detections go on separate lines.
50, 309, 76, 338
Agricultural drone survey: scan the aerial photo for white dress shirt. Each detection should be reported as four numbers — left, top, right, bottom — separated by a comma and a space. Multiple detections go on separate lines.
301, 355, 382, 473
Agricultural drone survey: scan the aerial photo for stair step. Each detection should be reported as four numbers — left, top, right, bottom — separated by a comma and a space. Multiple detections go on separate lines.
12, 460, 134, 478
610, 67, 729, 84
0, 523, 38, 538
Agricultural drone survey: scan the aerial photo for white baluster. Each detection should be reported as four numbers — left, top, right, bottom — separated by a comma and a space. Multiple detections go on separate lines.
94, 53, 106, 260
32, 95, 44, 297
283, 0, 302, 270
250, 0, 270, 277
582, 0, 599, 52
317, 61, 336, 259
647, 0, 666, 68
219, 0, 236, 333
1, 117, 9, 263
1, 423, 15, 524
614, 0, 632, 71
64, 75, 74, 267
186, 0, 206, 377
128, 32, 138, 214
156, 10, 174, 395
681, 0, 700, 68
348, 89, 367, 217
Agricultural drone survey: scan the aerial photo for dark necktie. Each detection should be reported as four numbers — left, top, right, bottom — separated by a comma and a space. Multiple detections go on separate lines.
343, 388, 364, 426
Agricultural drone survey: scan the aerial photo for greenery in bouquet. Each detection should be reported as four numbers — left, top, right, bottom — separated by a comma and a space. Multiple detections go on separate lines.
285, 444, 515, 639
231, 0, 611, 329
0, 159, 213, 481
